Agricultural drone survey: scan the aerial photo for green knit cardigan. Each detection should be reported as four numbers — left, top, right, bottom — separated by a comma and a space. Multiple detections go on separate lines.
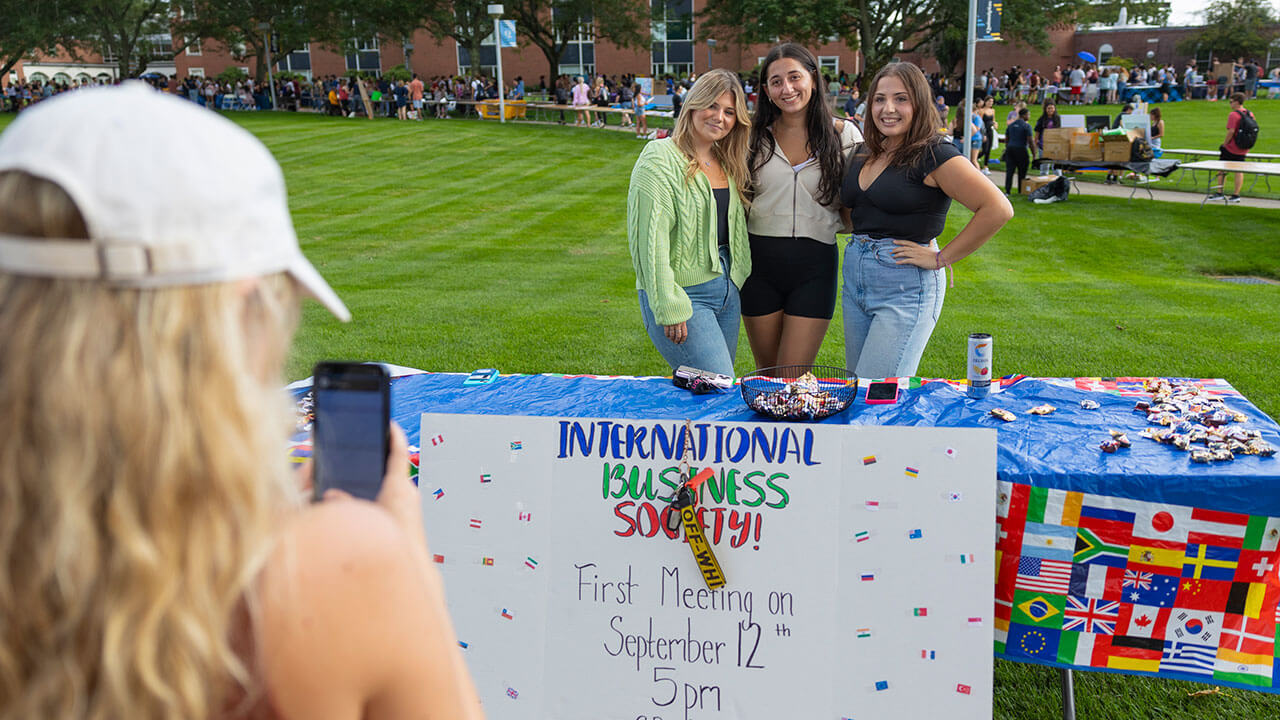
627, 138, 750, 326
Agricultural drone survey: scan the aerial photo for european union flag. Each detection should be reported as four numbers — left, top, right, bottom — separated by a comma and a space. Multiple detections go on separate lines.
1008, 624, 1061, 661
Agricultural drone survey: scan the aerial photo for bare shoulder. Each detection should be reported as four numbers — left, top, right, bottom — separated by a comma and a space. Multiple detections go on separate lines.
254, 503, 426, 719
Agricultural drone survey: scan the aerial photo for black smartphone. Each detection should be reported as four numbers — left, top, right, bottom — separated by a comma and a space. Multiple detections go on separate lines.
311, 362, 390, 502
865, 380, 900, 405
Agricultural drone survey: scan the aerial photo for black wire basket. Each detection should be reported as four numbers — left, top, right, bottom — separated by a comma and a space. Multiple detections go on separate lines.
740, 365, 859, 421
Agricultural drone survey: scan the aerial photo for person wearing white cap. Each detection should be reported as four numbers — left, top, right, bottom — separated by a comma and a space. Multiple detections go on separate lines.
0, 83, 483, 720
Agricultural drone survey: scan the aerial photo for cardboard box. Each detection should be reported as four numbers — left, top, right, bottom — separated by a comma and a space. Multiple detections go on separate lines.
1041, 127, 1078, 161
1070, 131, 1103, 162
1102, 128, 1142, 162
1023, 175, 1060, 194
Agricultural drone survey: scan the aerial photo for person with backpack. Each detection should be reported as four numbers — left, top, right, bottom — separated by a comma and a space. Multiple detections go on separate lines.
1210, 92, 1258, 203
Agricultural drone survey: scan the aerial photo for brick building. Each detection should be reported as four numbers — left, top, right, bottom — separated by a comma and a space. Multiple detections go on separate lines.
7, 0, 863, 90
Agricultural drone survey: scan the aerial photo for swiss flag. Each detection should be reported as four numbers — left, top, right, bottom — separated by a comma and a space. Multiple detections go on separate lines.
1118, 604, 1170, 638
1233, 549, 1280, 584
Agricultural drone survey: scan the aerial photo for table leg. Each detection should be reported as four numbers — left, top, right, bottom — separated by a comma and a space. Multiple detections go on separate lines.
1060, 668, 1077, 720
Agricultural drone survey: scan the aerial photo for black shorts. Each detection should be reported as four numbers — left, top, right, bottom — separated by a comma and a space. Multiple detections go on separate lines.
1219, 146, 1247, 162
740, 234, 838, 319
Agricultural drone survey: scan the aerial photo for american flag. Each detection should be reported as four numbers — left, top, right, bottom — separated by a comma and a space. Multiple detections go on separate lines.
1015, 557, 1072, 594
1062, 596, 1119, 634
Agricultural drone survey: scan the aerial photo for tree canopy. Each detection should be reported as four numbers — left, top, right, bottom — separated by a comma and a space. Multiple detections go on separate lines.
1177, 0, 1279, 61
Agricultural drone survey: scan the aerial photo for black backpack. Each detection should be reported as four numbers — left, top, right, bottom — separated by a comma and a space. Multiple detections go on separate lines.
1234, 109, 1259, 150
1130, 137, 1153, 162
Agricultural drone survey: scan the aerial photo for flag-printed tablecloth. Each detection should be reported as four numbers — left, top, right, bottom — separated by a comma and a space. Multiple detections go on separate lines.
996, 483, 1280, 690
290, 371, 1280, 692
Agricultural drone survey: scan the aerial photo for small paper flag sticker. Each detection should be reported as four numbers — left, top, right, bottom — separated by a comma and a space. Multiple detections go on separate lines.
956, 684, 972, 695
908, 528, 923, 539
860, 572, 876, 582
874, 680, 889, 691
480, 473, 492, 483
524, 557, 538, 570
469, 518, 482, 529
862, 455, 877, 465
432, 554, 444, 563
921, 649, 936, 660
913, 607, 928, 617
856, 628, 872, 638
904, 467, 919, 478
432, 488, 444, 500
854, 531, 870, 543
501, 608, 513, 619
430, 434, 444, 446
482, 557, 494, 566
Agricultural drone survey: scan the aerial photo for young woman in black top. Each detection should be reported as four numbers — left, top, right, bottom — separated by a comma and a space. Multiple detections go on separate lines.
839, 62, 1012, 378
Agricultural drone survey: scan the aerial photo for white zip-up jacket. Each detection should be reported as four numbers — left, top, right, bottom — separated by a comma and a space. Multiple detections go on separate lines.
748, 120, 861, 244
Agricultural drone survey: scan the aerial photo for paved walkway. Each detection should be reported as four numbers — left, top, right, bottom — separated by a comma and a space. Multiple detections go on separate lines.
991, 168, 1280, 209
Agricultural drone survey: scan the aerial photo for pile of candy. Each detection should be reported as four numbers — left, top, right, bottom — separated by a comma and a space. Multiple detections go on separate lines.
1134, 379, 1276, 463
744, 371, 851, 421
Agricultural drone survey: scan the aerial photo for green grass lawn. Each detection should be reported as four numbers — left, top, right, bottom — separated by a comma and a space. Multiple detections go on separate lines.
1, 105, 1278, 718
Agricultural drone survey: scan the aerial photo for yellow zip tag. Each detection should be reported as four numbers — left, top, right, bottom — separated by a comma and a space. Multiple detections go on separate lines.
680, 504, 726, 590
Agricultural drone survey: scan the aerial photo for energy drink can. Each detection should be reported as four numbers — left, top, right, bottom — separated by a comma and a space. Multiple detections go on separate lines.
967, 333, 992, 399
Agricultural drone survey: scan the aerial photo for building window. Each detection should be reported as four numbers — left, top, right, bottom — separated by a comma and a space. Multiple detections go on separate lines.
148, 34, 174, 60
651, 0, 693, 78
1098, 44, 1113, 63
187, 38, 202, 56
347, 38, 381, 75
280, 43, 311, 75
818, 56, 839, 78
189, 67, 205, 77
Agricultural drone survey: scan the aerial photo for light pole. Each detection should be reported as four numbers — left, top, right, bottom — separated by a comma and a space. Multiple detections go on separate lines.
488, 4, 506, 123
706, 38, 716, 71
256, 21, 277, 110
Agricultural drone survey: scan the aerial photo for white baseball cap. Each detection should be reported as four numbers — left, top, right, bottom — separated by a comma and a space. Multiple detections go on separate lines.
0, 82, 350, 321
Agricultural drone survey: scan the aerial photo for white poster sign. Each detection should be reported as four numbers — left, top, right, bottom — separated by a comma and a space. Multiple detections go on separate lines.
419, 414, 997, 719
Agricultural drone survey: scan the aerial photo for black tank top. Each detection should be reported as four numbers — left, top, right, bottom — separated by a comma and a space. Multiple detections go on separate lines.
713, 187, 730, 247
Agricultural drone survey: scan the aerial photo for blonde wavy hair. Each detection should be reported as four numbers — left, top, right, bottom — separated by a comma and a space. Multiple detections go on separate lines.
0, 170, 303, 720
672, 68, 753, 206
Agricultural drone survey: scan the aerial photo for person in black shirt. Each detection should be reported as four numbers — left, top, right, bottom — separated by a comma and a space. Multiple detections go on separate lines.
1033, 101, 1060, 157
839, 62, 1012, 378
1004, 107, 1032, 194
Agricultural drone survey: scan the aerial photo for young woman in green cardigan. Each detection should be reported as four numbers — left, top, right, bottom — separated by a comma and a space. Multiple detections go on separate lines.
627, 69, 753, 377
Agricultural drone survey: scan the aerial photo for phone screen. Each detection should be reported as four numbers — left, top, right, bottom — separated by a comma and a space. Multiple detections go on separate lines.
312, 363, 389, 502
866, 381, 899, 403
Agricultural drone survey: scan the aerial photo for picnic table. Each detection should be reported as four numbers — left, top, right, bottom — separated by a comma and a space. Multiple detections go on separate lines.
1179, 160, 1280, 202
289, 370, 1280, 701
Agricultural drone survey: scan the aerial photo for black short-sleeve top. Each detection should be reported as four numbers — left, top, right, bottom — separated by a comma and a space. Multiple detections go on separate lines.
840, 140, 964, 244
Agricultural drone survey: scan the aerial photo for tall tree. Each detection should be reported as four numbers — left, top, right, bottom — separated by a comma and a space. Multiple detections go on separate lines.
418, 0, 493, 78
1177, 0, 1279, 61
1075, 0, 1170, 27
701, 0, 1079, 87
927, 0, 1081, 79
0, 0, 82, 79
179, 1, 324, 82
65, 0, 193, 79
505, 0, 648, 84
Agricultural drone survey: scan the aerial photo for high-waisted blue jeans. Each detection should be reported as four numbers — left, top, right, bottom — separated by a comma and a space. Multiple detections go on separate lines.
638, 246, 740, 377
841, 235, 945, 379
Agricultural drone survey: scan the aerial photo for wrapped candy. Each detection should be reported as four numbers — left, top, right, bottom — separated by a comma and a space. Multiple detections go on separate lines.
1029, 404, 1057, 415
990, 409, 1017, 422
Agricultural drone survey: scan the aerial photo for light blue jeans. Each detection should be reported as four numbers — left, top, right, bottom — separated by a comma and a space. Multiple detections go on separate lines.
841, 235, 945, 378
638, 246, 740, 377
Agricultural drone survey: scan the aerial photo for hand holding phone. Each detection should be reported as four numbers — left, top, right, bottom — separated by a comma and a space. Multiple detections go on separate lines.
865, 380, 900, 405
312, 362, 391, 502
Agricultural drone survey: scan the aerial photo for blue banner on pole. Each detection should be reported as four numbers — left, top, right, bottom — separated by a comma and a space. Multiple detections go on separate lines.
499, 20, 517, 48
977, 0, 1003, 40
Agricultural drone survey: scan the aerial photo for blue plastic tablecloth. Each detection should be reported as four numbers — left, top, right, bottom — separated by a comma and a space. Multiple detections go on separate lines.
375, 372, 1280, 517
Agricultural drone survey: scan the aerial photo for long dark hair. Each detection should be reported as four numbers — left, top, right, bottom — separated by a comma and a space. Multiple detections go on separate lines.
748, 43, 843, 206
859, 61, 945, 170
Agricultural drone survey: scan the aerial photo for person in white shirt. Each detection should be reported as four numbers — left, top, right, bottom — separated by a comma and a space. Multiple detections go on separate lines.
741, 44, 862, 368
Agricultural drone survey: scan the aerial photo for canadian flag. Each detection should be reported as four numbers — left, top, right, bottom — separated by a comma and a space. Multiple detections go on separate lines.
1119, 604, 1170, 639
